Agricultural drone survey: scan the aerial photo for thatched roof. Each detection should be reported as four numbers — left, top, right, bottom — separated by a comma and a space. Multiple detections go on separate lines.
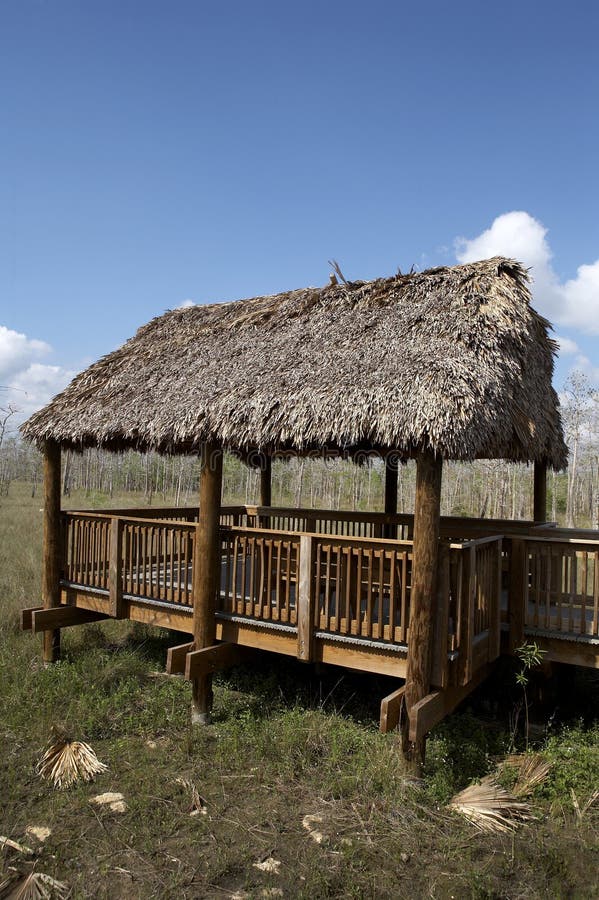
21, 257, 567, 467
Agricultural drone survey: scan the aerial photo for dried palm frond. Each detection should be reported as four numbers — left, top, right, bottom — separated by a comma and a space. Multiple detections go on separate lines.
448, 775, 534, 834
0, 836, 34, 856
36, 737, 107, 789
499, 753, 553, 797
7, 872, 69, 900
174, 777, 207, 816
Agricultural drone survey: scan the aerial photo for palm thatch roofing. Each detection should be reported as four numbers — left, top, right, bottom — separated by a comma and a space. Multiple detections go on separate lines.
21, 257, 567, 467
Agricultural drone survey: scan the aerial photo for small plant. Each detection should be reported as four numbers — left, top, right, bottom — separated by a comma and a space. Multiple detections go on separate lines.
512, 642, 547, 750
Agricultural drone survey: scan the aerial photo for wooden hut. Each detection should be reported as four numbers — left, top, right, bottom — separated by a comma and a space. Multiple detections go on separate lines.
22, 257, 598, 768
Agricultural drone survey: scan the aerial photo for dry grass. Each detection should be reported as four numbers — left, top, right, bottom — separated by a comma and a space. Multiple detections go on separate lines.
1, 485, 598, 899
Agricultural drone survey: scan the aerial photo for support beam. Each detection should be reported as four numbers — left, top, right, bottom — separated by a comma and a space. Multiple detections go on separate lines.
191, 441, 223, 725
533, 461, 548, 523
185, 642, 245, 679
409, 664, 493, 744
166, 641, 194, 675
42, 440, 62, 664
297, 535, 315, 661
403, 450, 443, 772
384, 453, 399, 539
28, 606, 110, 632
259, 454, 272, 508
379, 685, 405, 734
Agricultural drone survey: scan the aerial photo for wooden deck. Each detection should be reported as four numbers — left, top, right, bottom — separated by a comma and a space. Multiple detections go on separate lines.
22, 505, 599, 735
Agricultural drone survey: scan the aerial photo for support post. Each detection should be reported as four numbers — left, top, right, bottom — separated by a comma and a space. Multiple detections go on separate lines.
191, 441, 223, 725
259, 454, 272, 508
384, 453, 399, 539
533, 461, 547, 523
109, 517, 125, 618
42, 440, 62, 664
402, 450, 443, 772
508, 538, 527, 652
297, 535, 315, 661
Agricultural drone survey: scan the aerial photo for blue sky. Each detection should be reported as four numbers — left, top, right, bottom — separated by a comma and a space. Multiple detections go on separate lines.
1, 0, 598, 422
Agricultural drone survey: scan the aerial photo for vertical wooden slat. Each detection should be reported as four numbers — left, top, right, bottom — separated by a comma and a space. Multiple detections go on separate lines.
109, 517, 125, 618
388, 549, 396, 642
593, 550, 599, 638
377, 548, 384, 641
568, 550, 576, 633
400, 551, 408, 643
430, 541, 450, 688
581, 551, 588, 636
508, 538, 527, 651
488, 538, 502, 661
457, 545, 476, 686
365, 548, 373, 638
297, 535, 314, 661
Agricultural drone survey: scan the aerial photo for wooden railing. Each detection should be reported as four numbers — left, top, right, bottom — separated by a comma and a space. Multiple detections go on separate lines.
446, 536, 502, 686
60, 509, 599, 683
62, 512, 196, 609
218, 527, 299, 625
311, 536, 413, 643
512, 537, 599, 640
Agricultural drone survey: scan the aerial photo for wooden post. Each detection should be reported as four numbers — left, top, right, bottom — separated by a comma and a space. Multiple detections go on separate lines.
430, 541, 451, 689
508, 538, 527, 652
259, 455, 272, 508
191, 441, 223, 725
403, 450, 443, 772
42, 440, 62, 664
533, 461, 547, 523
109, 517, 125, 618
297, 535, 315, 661
384, 454, 398, 539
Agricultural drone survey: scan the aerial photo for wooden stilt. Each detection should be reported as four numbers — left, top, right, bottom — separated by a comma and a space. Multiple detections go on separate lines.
42, 440, 62, 665
533, 461, 547, 523
191, 441, 223, 725
384, 454, 398, 539
259, 454, 272, 508
402, 450, 443, 772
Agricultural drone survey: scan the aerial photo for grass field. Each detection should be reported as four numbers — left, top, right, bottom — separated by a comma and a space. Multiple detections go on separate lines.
1, 484, 598, 898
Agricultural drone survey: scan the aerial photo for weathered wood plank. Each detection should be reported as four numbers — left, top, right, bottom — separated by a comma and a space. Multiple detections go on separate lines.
32, 605, 110, 632
185, 642, 244, 679
165, 641, 194, 675
297, 534, 314, 661
379, 685, 405, 734
109, 517, 125, 618
21, 606, 43, 631
409, 664, 494, 743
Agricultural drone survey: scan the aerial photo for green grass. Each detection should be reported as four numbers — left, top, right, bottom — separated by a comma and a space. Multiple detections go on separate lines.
1, 483, 598, 898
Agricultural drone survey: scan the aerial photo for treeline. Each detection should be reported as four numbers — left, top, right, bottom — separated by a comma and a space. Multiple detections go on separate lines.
0, 440, 597, 528
1, 373, 597, 528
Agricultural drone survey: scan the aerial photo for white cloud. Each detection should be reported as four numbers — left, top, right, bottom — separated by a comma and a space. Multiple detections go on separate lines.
0, 325, 75, 427
0, 325, 51, 380
178, 299, 195, 308
555, 335, 579, 356
455, 211, 599, 333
